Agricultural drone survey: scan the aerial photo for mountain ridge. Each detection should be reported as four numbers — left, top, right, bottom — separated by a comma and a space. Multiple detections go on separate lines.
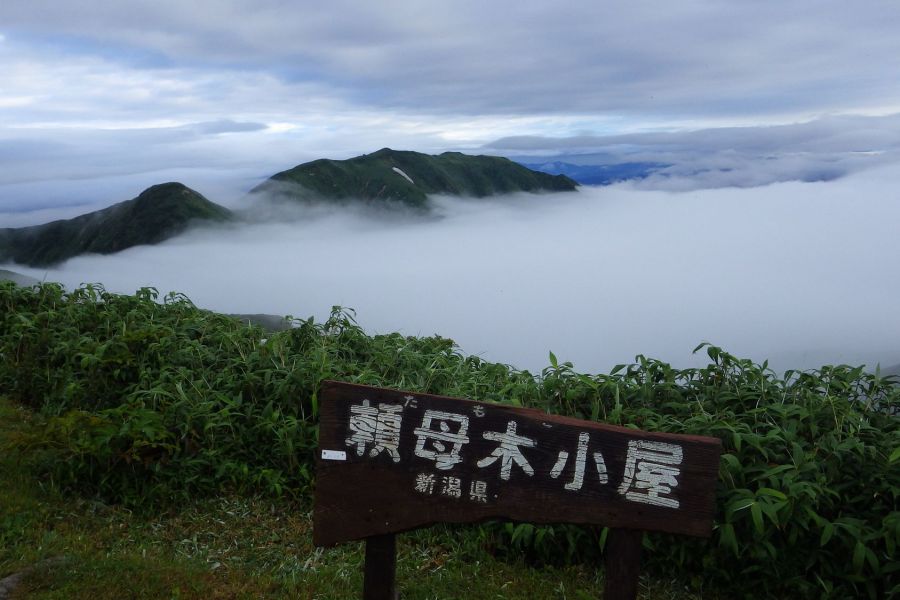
1, 150, 578, 267
251, 148, 578, 207
0, 183, 233, 267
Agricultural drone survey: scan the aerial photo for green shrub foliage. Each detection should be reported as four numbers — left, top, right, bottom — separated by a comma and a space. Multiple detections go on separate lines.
1, 282, 897, 598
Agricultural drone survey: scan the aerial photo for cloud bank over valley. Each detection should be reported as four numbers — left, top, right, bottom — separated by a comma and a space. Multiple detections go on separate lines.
6, 166, 899, 375
4, 113, 900, 227
497, 114, 900, 191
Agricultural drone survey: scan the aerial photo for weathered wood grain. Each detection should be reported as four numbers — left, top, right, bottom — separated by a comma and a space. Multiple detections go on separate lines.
604, 529, 643, 600
313, 381, 722, 547
363, 534, 397, 600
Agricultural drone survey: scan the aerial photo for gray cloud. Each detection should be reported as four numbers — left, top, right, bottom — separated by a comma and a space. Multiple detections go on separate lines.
0, 122, 281, 220
189, 120, 267, 134
492, 114, 900, 154
2, 1, 900, 119
5, 166, 899, 375
491, 114, 900, 190
0, 114, 468, 223
3, 2, 900, 220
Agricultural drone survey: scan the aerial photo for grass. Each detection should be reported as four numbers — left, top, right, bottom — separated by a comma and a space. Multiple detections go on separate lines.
0, 396, 711, 599
2, 282, 897, 598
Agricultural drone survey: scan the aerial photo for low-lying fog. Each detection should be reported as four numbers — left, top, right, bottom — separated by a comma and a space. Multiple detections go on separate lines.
7, 166, 900, 375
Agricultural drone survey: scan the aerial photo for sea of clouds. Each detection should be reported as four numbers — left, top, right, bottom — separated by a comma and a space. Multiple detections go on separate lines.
4, 113, 900, 226
5, 164, 899, 375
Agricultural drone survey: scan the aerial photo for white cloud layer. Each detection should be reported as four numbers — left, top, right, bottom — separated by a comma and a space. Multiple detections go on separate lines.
4, 112, 898, 226
3, 2, 900, 221
6, 166, 899, 375
494, 114, 900, 191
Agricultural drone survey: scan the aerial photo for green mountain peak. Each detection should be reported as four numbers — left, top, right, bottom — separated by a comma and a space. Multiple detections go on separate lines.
251, 149, 577, 208
0, 183, 232, 267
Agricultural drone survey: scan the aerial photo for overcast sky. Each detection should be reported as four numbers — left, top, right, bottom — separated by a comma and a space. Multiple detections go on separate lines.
2, 1, 900, 216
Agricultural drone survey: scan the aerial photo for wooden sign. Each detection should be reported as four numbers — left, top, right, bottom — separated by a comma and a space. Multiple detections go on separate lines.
314, 381, 722, 547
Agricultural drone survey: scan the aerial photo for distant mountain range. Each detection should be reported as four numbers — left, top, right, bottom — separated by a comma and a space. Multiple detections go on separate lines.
517, 160, 668, 185
0, 269, 40, 286
0, 150, 576, 267
0, 183, 232, 267
251, 148, 577, 208
880, 363, 900, 378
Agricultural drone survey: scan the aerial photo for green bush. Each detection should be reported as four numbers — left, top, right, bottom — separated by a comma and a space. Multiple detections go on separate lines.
1, 281, 897, 598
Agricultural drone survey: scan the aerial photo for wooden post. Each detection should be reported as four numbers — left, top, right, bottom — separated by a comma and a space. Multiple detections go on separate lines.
603, 528, 643, 600
363, 533, 397, 600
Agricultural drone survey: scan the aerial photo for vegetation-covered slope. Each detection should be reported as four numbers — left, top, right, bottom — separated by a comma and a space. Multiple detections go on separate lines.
250, 148, 578, 207
0, 183, 232, 267
1, 282, 897, 598
0, 269, 39, 286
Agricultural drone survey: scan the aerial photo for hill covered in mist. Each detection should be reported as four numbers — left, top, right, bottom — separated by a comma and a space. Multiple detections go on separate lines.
0, 183, 232, 267
1, 150, 578, 267
250, 148, 578, 207
0, 269, 40, 286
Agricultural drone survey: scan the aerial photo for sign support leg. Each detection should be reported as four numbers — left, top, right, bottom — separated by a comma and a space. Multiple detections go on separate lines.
603, 528, 643, 600
363, 533, 397, 600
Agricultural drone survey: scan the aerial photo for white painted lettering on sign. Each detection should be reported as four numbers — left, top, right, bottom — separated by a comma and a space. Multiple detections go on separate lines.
617, 440, 683, 508
339, 396, 687, 511
477, 421, 537, 480
440, 476, 463, 498
345, 399, 403, 462
564, 432, 590, 491
593, 451, 609, 484
468, 480, 488, 503
550, 432, 611, 491
413, 472, 490, 505
414, 473, 436, 495
414, 410, 470, 470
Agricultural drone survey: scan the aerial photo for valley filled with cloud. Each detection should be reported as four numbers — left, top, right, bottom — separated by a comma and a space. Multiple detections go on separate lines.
8, 165, 899, 374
